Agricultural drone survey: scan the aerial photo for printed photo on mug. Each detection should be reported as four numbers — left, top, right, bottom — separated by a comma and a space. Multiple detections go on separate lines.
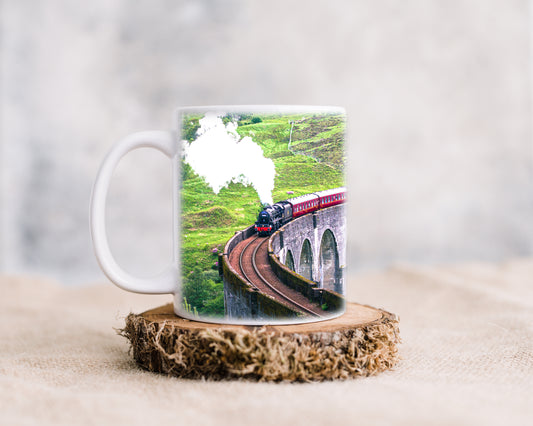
177, 106, 346, 323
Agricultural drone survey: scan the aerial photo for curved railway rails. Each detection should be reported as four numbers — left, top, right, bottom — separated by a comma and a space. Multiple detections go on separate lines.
234, 234, 322, 318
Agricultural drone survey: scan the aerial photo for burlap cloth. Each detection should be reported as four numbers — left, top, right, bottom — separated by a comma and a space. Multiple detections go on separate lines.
1, 259, 532, 425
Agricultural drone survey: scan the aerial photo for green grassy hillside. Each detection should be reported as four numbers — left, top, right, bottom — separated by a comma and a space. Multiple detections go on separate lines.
180, 111, 345, 317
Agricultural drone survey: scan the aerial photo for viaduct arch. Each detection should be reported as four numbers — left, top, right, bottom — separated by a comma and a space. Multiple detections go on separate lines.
270, 204, 346, 294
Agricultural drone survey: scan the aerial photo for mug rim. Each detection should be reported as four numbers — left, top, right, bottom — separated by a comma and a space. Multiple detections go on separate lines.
175, 105, 345, 116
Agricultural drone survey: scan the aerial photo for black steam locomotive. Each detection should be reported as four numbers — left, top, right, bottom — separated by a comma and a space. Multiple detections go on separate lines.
255, 187, 346, 236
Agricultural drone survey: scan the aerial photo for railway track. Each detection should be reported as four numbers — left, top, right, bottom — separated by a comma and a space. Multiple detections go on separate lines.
237, 235, 321, 318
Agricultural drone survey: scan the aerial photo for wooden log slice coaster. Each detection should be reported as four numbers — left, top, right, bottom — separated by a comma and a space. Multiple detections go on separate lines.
120, 302, 400, 382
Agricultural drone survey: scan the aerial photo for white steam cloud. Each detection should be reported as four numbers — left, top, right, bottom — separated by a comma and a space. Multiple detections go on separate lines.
182, 112, 275, 205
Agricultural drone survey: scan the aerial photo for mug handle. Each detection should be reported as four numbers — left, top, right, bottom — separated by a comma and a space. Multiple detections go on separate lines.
90, 130, 178, 294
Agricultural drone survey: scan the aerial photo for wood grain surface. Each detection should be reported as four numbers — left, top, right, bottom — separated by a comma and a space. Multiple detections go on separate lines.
140, 302, 387, 333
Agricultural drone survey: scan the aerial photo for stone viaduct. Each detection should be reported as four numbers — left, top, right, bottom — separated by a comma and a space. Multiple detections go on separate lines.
221, 204, 345, 320
270, 204, 346, 295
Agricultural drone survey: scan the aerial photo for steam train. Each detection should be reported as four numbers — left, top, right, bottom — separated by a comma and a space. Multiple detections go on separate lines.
254, 187, 346, 236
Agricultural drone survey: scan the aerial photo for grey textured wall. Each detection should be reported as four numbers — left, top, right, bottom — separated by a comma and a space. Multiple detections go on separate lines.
1, 0, 532, 289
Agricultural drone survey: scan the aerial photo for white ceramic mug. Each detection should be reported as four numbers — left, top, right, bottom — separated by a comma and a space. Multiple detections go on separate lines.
90, 105, 347, 325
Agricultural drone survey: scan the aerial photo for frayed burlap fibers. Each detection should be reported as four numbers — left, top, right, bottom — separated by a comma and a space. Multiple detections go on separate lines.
120, 302, 400, 382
